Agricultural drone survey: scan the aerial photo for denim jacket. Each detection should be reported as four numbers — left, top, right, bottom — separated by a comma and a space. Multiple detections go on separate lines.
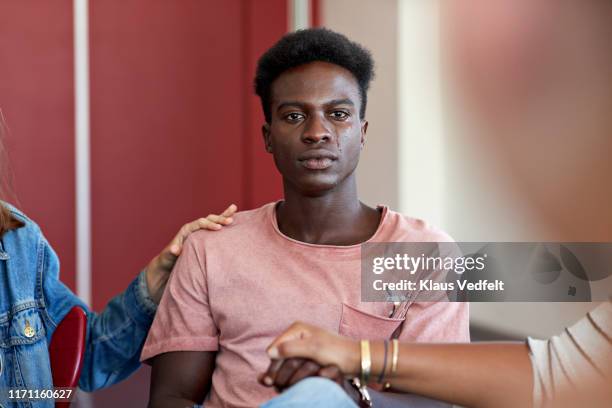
0, 204, 157, 407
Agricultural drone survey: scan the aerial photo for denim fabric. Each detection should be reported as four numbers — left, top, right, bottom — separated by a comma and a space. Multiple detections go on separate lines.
0, 203, 156, 407
261, 378, 358, 408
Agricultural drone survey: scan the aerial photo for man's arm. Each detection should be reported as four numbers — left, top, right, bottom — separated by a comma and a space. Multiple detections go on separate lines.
141, 235, 221, 406
149, 351, 216, 407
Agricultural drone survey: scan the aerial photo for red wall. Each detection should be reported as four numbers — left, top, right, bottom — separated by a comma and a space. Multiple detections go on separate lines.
89, 0, 286, 310
0, 0, 77, 289
242, 0, 285, 207
312, 0, 321, 27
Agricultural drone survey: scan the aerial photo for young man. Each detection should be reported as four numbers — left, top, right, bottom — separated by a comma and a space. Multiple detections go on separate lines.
142, 28, 469, 408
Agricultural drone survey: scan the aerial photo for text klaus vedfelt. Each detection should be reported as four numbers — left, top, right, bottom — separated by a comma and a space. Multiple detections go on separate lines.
370, 254, 505, 292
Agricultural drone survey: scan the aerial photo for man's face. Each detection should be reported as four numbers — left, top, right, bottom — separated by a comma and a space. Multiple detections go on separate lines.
263, 61, 368, 196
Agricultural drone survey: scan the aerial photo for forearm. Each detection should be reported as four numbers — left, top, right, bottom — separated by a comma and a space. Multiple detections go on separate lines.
148, 351, 216, 408
270, 323, 532, 407
363, 342, 533, 408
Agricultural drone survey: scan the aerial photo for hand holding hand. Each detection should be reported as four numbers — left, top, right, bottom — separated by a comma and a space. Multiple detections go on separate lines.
260, 358, 345, 392
265, 321, 361, 376
260, 322, 363, 403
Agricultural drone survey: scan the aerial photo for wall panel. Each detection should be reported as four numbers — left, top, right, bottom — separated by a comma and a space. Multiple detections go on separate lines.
242, 0, 287, 208
89, 0, 249, 310
0, 0, 76, 289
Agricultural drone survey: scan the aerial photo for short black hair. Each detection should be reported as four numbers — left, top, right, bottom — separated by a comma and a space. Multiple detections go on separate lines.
255, 28, 374, 123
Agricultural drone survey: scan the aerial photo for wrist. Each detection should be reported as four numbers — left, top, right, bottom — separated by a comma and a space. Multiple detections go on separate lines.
144, 257, 168, 303
345, 339, 362, 377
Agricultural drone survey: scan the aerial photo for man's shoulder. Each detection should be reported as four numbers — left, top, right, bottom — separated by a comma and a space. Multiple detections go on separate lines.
380, 207, 454, 243
187, 202, 276, 246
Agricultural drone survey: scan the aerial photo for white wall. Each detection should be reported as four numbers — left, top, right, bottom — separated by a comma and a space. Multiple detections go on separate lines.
321, 0, 399, 210
397, 0, 445, 228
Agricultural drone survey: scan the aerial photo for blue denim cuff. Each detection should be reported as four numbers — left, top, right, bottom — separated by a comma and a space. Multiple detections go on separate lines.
124, 270, 157, 328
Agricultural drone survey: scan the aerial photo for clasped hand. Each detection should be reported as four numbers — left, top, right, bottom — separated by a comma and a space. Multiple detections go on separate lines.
260, 322, 362, 400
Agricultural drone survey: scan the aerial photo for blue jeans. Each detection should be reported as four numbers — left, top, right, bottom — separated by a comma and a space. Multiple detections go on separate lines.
261, 377, 358, 408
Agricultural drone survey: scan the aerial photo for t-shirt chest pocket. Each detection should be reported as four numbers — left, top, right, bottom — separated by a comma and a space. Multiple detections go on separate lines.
338, 303, 405, 340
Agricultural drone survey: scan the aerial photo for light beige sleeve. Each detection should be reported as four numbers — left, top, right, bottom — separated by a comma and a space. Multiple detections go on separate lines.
527, 301, 612, 407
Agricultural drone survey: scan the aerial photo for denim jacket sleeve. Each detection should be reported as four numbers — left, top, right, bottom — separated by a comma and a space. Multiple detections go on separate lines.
40, 234, 157, 391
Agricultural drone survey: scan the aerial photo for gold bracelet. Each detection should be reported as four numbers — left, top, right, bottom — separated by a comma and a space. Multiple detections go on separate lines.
383, 339, 392, 389
391, 339, 399, 374
384, 339, 399, 390
360, 340, 372, 385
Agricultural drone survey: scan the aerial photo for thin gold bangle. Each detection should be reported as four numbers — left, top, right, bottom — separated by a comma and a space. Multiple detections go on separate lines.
360, 340, 372, 385
391, 339, 399, 374
383, 339, 392, 389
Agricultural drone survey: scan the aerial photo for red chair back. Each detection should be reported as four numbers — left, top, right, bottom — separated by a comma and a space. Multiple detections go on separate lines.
49, 306, 87, 408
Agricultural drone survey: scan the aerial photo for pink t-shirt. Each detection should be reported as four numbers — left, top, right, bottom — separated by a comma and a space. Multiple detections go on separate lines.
141, 202, 469, 408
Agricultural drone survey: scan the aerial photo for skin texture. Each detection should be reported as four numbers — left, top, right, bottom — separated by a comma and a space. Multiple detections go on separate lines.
149, 351, 217, 407
148, 61, 381, 407
263, 322, 533, 408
